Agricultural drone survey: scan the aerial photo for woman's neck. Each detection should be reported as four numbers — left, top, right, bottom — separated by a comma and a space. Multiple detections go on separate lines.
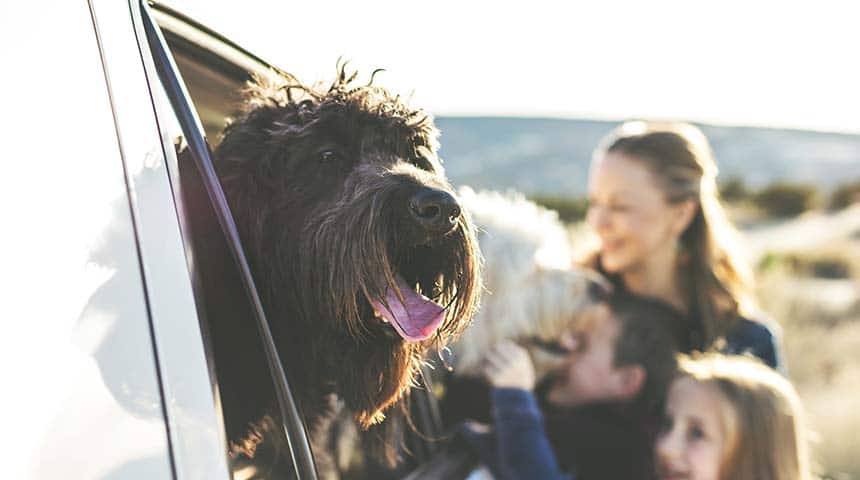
621, 249, 687, 313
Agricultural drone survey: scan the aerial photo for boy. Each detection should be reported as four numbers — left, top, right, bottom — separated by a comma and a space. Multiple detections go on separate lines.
462, 291, 685, 480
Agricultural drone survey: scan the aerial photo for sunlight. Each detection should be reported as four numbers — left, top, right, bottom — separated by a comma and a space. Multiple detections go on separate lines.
165, 0, 859, 133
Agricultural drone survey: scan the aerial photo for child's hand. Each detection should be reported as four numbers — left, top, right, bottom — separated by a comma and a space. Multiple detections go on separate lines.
481, 340, 536, 390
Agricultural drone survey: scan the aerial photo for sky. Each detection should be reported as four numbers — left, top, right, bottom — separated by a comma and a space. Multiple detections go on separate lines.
167, 0, 860, 134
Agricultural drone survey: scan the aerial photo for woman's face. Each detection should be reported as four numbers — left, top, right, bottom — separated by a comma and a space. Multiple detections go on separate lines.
655, 377, 736, 480
587, 152, 689, 275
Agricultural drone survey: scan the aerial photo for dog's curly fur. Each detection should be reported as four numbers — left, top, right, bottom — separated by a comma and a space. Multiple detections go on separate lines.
197, 65, 482, 476
452, 188, 597, 377
431, 189, 600, 430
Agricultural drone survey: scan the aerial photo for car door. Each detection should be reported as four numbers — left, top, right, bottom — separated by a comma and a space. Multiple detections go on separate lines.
1, 1, 215, 479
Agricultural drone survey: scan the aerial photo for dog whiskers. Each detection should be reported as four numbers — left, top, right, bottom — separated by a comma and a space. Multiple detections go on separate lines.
436, 345, 455, 372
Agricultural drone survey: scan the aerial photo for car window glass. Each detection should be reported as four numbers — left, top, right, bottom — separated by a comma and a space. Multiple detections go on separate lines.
143, 20, 300, 480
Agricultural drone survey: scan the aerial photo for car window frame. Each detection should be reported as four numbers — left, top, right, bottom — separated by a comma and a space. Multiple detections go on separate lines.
138, 2, 318, 478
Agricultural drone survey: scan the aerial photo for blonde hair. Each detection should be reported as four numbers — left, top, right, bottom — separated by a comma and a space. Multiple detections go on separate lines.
677, 353, 812, 480
593, 121, 754, 348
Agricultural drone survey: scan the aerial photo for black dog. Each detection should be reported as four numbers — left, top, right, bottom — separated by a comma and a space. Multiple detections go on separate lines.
185, 65, 482, 477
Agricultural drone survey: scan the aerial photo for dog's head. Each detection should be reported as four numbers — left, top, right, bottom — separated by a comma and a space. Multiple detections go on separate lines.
214, 65, 481, 428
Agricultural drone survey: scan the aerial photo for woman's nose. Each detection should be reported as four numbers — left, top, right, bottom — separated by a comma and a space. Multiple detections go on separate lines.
586, 205, 611, 233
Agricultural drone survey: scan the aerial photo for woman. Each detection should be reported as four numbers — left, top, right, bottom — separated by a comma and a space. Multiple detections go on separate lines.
584, 121, 782, 369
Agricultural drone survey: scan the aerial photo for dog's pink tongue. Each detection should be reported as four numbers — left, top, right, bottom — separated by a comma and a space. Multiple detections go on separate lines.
371, 276, 445, 341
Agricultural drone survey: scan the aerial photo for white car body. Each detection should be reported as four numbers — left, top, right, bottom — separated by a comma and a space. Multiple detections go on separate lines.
3, 1, 241, 478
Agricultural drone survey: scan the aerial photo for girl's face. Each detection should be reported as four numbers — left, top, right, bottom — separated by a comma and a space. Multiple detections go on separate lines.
655, 377, 737, 480
586, 152, 690, 275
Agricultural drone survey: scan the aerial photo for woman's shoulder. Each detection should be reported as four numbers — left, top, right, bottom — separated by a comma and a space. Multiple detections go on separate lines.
726, 316, 778, 344
723, 313, 784, 371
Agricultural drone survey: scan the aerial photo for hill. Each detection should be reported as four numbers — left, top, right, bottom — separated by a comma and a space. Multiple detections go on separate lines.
435, 117, 860, 196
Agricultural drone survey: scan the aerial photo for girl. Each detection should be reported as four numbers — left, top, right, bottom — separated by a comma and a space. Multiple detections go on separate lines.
656, 353, 812, 480
584, 121, 782, 368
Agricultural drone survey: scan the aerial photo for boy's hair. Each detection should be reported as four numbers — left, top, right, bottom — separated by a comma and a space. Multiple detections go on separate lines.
677, 353, 811, 480
607, 292, 687, 411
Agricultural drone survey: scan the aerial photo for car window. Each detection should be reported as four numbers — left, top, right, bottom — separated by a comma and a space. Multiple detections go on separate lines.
150, 4, 273, 142
141, 4, 471, 479
141, 4, 311, 478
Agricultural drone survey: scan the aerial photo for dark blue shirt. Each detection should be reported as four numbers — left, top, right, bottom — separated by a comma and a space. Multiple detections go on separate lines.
461, 388, 571, 480
723, 316, 784, 372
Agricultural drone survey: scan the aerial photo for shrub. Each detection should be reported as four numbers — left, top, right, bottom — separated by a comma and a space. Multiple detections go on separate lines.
752, 182, 817, 218
756, 251, 853, 279
828, 180, 860, 211
719, 176, 750, 202
810, 258, 852, 279
529, 195, 589, 224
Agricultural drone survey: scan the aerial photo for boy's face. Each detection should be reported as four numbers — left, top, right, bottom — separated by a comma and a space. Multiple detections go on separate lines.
546, 304, 634, 408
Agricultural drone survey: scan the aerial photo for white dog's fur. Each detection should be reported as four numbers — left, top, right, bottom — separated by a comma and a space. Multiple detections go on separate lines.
452, 187, 598, 376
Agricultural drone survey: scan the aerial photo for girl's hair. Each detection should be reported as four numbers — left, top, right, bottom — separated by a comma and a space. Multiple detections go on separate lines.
677, 353, 811, 480
592, 121, 754, 349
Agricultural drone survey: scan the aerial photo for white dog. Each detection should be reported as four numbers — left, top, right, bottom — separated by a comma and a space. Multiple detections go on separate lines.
451, 187, 600, 377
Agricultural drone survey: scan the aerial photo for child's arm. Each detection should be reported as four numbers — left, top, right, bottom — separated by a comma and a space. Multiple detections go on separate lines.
483, 341, 573, 480
491, 387, 572, 480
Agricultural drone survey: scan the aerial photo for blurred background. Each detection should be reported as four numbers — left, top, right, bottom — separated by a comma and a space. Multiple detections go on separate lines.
170, 1, 860, 476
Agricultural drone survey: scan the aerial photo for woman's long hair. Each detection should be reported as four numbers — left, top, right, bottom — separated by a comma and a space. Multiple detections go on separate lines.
590, 121, 754, 349
676, 353, 812, 480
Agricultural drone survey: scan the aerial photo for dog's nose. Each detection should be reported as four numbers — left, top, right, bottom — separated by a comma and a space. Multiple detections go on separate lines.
409, 188, 461, 232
